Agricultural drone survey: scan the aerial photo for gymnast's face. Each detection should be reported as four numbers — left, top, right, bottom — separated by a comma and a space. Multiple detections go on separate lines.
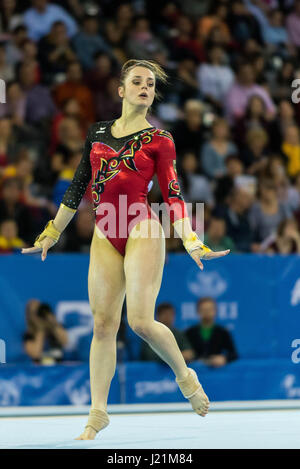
119, 66, 155, 109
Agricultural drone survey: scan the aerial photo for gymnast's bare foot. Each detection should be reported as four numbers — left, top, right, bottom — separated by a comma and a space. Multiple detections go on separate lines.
189, 383, 210, 417
75, 427, 97, 440
176, 368, 210, 417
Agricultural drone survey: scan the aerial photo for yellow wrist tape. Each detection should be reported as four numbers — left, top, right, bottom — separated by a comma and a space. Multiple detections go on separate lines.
34, 220, 61, 248
183, 232, 212, 258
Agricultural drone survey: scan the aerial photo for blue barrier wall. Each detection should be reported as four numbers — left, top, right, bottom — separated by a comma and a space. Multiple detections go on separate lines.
0, 359, 300, 406
1, 253, 300, 363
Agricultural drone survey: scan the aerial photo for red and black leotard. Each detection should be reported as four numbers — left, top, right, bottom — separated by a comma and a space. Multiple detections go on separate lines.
62, 120, 188, 256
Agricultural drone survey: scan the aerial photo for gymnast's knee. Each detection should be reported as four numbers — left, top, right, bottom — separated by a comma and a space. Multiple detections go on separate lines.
92, 314, 119, 341
128, 318, 154, 340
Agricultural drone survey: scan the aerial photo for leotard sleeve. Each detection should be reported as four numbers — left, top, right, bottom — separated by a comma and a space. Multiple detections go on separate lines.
154, 130, 188, 223
61, 125, 93, 211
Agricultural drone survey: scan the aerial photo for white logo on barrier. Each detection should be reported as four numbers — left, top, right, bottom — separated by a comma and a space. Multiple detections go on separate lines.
218, 302, 238, 321
0, 339, 6, 363
0, 79, 5, 103
291, 279, 300, 306
281, 374, 300, 398
187, 270, 227, 298
64, 379, 91, 405
181, 302, 198, 321
135, 379, 177, 398
181, 302, 238, 325
55, 301, 93, 352
291, 339, 300, 364
0, 380, 19, 406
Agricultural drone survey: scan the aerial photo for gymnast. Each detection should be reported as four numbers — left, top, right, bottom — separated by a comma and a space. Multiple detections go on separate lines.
22, 59, 230, 440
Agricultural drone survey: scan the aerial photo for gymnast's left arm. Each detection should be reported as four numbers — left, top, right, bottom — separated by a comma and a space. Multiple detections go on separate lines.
155, 131, 230, 271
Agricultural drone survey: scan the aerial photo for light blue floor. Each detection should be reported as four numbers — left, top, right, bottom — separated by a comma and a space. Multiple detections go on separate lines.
0, 409, 300, 449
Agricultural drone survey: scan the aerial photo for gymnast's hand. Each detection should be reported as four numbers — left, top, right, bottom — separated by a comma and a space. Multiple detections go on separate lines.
189, 246, 230, 271
183, 232, 230, 271
21, 220, 61, 261
22, 237, 56, 261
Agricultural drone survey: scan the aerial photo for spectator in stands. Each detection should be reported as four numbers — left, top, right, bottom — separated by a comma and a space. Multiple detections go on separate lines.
216, 186, 255, 252
197, 2, 231, 45
55, 116, 84, 153
5, 25, 28, 66
201, 117, 238, 179
281, 124, 300, 179
171, 14, 206, 63
214, 155, 244, 206
84, 52, 116, 95
228, 0, 262, 44
0, 43, 15, 82
140, 303, 195, 363
38, 21, 77, 84
196, 45, 234, 107
114, 2, 134, 35
262, 217, 300, 254
53, 61, 95, 125
23, 0, 77, 41
204, 215, 236, 253
270, 62, 296, 104
240, 127, 269, 176
18, 60, 56, 126
0, 0, 23, 34
72, 15, 112, 71
0, 218, 26, 253
104, 18, 127, 54
225, 62, 276, 123
50, 97, 83, 152
171, 100, 204, 160
173, 57, 200, 105
0, 116, 18, 168
63, 205, 94, 253
263, 9, 291, 52
52, 147, 82, 208
263, 155, 300, 213
126, 15, 167, 61
269, 99, 297, 152
234, 94, 270, 147
249, 178, 292, 245
94, 76, 122, 122
0, 177, 34, 244
179, 151, 214, 205
23, 299, 68, 364
286, 0, 300, 48
185, 297, 238, 367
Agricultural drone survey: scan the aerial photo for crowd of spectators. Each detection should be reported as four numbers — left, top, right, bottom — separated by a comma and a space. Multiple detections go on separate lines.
1, 0, 300, 254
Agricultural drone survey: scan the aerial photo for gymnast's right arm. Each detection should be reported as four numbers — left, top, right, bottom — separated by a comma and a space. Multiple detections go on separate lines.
22, 126, 93, 261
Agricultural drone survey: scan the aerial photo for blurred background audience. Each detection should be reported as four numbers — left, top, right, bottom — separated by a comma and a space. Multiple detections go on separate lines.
0, 0, 300, 255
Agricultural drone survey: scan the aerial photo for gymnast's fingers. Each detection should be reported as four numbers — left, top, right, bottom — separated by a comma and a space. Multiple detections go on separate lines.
21, 246, 42, 254
190, 251, 204, 270
204, 249, 230, 260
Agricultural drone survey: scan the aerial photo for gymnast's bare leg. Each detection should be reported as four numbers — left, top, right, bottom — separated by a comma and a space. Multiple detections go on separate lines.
124, 219, 209, 416
76, 227, 126, 440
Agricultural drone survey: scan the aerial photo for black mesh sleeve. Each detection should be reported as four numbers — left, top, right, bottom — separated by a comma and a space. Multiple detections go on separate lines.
61, 125, 93, 210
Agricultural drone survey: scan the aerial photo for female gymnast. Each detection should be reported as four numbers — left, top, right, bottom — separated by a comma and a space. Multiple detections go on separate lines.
22, 59, 230, 440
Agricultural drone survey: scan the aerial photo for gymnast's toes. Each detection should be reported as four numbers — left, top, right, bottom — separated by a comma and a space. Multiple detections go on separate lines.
75, 427, 97, 440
